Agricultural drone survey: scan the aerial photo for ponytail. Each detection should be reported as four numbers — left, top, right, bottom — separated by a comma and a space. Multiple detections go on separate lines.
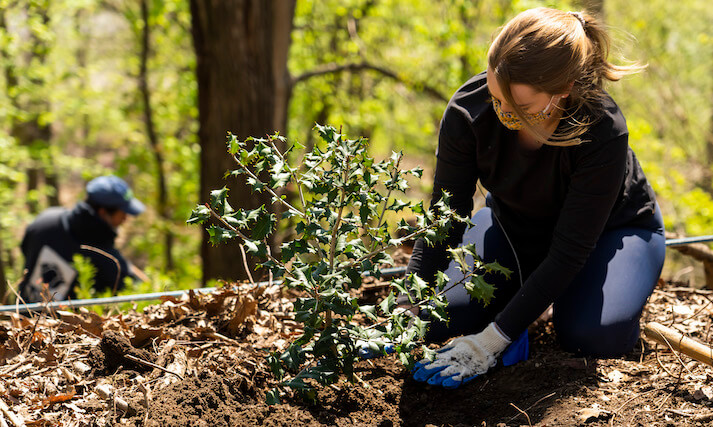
488, 8, 645, 146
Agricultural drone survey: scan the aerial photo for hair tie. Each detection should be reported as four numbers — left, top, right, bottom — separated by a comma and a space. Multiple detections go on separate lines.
567, 11, 586, 29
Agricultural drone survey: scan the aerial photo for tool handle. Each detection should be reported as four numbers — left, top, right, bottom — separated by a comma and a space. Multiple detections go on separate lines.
644, 322, 713, 366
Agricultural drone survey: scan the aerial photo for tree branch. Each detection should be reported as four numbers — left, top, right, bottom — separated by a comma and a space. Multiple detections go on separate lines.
292, 61, 448, 103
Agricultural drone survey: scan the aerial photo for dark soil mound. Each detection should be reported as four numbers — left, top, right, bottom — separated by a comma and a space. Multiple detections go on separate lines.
88, 329, 156, 375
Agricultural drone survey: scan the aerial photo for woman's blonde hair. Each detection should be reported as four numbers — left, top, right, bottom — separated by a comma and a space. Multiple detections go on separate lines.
487, 7, 644, 146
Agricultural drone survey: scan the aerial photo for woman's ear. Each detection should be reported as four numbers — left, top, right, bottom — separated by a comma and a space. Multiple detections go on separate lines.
561, 81, 575, 98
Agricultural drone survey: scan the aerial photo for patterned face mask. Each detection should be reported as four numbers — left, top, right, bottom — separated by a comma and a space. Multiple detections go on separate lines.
491, 95, 556, 130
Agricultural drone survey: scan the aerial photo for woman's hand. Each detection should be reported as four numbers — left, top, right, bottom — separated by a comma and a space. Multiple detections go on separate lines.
412, 322, 512, 388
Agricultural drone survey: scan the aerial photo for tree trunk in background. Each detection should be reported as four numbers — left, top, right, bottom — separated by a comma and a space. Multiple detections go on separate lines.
0, 225, 6, 304
139, 0, 174, 271
190, 0, 295, 283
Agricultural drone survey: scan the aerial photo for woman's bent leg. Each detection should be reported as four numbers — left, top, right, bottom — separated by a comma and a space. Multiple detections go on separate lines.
553, 222, 665, 357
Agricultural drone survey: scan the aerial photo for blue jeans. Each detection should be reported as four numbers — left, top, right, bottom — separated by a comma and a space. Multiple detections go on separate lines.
425, 204, 666, 358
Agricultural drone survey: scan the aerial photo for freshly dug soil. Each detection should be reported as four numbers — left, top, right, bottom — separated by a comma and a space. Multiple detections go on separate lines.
3, 278, 713, 426
88, 330, 156, 375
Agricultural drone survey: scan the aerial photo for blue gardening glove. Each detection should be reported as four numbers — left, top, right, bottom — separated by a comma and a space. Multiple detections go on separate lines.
358, 307, 416, 359
413, 323, 527, 389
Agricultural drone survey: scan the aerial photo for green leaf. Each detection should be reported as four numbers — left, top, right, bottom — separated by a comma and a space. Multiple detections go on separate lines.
483, 261, 513, 279
359, 305, 378, 321
379, 292, 396, 315
246, 176, 265, 192
265, 388, 281, 405
408, 274, 429, 300
252, 211, 275, 240
209, 187, 232, 215
187, 204, 211, 224
243, 239, 267, 257
391, 278, 409, 297
207, 225, 237, 245
435, 271, 449, 292
227, 133, 241, 155
464, 276, 496, 306
267, 353, 284, 380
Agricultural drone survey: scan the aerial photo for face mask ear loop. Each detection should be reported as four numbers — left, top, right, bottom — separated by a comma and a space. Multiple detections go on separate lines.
477, 183, 524, 288
542, 95, 556, 115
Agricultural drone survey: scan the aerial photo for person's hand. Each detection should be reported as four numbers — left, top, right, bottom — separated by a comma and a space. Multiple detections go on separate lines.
412, 322, 516, 389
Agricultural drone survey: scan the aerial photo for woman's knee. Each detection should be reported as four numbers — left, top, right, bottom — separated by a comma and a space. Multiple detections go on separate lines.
555, 319, 641, 358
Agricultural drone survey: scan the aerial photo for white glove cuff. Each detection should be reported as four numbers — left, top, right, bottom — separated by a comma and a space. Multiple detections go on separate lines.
479, 322, 512, 356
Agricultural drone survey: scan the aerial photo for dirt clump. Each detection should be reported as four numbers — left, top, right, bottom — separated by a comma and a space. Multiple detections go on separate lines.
88, 329, 156, 375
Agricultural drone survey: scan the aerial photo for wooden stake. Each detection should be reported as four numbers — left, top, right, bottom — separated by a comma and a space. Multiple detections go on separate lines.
644, 322, 713, 366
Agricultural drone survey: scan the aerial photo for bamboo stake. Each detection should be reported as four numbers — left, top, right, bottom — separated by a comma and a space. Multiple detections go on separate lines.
644, 322, 713, 367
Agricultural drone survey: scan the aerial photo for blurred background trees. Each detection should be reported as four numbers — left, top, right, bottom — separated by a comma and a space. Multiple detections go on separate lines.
1, 0, 712, 299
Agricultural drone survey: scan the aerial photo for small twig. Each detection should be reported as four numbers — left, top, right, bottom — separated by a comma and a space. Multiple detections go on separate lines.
372, 154, 401, 252
509, 402, 532, 426
655, 331, 695, 375
265, 241, 274, 287
507, 392, 556, 424
653, 345, 676, 377
266, 134, 306, 210
238, 243, 255, 286
124, 354, 184, 381
609, 389, 656, 426
230, 153, 305, 219
80, 244, 121, 295
203, 331, 241, 346
136, 380, 151, 425
206, 206, 294, 279
664, 408, 713, 421
660, 287, 713, 295
23, 295, 54, 354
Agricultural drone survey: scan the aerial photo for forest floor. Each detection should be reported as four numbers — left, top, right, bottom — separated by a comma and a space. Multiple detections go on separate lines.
2, 259, 713, 426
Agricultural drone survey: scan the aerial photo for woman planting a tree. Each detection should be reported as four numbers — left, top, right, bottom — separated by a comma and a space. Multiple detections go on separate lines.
408, 7, 666, 388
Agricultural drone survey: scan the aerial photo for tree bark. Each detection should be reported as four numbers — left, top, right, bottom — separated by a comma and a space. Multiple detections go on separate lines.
0, 224, 6, 304
139, 0, 174, 271
190, 0, 295, 283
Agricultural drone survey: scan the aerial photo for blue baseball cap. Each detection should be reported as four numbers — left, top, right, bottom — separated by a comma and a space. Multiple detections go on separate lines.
86, 175, 145, 216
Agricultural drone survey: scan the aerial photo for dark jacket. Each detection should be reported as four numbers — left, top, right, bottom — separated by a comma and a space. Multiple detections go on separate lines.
408, 72, 658, 339
18, 201, 132, 302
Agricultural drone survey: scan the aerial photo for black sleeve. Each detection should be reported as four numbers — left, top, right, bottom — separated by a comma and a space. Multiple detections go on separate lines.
407, 111, 479, 284
494, 132, 629, 339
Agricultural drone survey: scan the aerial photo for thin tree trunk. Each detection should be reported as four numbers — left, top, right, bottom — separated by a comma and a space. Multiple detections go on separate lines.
139, 0, 174, 271
0, 224, 6, 304
191, 0, 295, 283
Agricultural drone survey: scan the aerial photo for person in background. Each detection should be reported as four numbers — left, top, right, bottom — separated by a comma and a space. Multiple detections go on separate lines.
18, 175, 147, 303
407, 8, 666, 389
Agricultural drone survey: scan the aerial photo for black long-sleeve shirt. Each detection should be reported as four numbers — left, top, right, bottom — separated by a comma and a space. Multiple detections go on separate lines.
408, 71, 657, 340
19, 201, 133, 302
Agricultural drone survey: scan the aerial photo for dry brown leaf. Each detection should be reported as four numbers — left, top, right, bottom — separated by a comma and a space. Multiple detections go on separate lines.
41, 390, 76, 407
226, 295, 258, 336
130, 326, 166, 348
57, 311, 103, 337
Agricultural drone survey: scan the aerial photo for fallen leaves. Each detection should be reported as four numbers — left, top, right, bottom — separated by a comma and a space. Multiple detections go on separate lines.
0, 281, 297, 425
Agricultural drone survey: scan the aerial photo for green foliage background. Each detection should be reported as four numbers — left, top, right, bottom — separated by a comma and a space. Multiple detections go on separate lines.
1, 0, 711, 295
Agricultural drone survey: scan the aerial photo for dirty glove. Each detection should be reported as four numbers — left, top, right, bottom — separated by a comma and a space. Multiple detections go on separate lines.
413, 322, 520, 389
